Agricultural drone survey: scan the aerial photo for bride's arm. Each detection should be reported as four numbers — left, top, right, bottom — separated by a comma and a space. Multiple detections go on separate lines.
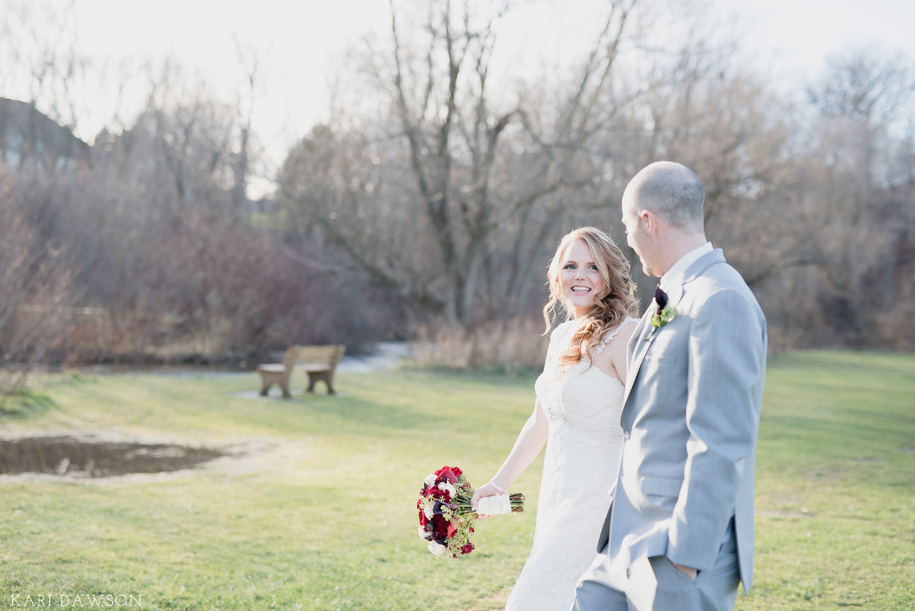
470, 399, 548, 513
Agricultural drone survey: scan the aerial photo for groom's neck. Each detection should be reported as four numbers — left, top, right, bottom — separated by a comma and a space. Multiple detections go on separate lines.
654, 231, 708, 277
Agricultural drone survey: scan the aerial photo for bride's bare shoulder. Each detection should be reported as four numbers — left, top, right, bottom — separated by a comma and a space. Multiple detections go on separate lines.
615, 317, 639, 341
592, 318, 638, 378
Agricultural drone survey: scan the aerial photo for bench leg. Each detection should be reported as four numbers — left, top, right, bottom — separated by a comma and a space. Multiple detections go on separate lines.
306, 372, 336, 395
280, 379, 291, 399
259, 374, 271, 397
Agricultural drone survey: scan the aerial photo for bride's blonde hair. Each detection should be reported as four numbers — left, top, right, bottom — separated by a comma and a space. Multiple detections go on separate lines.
542, 227, 638, 374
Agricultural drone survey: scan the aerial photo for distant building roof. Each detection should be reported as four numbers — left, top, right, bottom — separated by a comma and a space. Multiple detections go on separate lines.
0, 97, 90, 171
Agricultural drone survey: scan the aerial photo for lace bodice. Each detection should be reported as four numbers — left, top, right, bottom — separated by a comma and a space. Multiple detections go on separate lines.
534, 319, 634, 440
505, 317, 637, 611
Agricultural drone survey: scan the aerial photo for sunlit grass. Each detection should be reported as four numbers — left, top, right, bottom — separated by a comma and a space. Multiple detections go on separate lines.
741, 351, 915, 610
0, 352, 912, 610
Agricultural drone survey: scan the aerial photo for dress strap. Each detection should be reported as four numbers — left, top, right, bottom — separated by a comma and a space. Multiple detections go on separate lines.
593, 317, 638, 355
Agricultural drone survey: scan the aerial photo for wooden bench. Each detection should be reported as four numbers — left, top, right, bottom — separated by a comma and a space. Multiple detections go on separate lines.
257, 345, 346, 398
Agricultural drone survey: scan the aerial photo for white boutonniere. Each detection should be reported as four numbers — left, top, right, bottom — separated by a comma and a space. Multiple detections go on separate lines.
645, 286, 678, 341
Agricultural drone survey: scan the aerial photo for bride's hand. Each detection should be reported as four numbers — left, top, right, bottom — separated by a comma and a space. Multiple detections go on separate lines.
471, 482, 501, 519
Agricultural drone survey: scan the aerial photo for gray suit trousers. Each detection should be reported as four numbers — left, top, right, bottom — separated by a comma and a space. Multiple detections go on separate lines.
572, 521, 740, 611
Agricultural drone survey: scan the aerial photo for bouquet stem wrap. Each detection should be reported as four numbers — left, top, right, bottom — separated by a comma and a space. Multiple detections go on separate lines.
476, 494, 512, 515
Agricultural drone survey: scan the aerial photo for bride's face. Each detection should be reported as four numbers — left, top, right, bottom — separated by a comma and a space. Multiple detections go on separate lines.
559, 239, 606, 318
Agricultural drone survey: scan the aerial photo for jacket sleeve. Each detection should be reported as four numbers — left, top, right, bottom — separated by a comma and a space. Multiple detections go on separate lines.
665, 288, 765, 571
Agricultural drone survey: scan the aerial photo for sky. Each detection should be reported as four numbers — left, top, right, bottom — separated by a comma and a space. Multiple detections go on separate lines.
68, 0, 392, 155
9, 0, 915, 191
728, 0, 915, 76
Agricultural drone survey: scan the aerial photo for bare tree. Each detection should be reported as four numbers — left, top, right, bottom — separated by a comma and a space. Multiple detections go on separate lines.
797, 47, 915, 344
280, 0, 639, 328
0, 0, 84, 168
0, 176, 72, 394
808, 46, 914, 190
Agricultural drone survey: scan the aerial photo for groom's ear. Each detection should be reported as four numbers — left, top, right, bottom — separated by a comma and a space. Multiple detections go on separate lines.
640, 209, 659, 233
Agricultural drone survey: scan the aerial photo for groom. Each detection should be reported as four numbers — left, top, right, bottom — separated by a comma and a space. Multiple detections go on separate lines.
572, 162, 767, 610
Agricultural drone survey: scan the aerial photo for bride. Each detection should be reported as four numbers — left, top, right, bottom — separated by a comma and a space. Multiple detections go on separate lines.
471, 226, 638, 611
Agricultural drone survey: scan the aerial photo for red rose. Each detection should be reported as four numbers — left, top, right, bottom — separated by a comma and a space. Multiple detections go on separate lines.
461, 542, 474, 555
431, 514, 449, 539
428, 487, 454, 502
418, 509, 427, 526
435, 466, 460, 484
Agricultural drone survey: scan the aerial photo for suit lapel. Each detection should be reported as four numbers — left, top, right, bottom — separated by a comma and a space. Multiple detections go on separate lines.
624, 307, 656, 401
628, 309, 653, 356
623, 249, 727, 404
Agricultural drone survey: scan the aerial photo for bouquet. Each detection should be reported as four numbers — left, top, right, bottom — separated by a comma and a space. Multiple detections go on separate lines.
417, 465, 524, 558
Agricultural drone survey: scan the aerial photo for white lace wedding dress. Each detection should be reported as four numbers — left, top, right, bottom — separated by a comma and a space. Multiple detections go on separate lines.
504, 317, 636, 611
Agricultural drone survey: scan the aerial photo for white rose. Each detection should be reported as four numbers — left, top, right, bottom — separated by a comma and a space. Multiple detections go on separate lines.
423, 505, 434, 520
427, 540, 447, 556
438, 482, 456, 497
424, 473, 437, 487
418, 526, 431, 540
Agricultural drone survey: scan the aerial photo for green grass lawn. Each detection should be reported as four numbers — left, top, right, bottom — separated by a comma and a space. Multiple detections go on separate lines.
0, 351, 913, 610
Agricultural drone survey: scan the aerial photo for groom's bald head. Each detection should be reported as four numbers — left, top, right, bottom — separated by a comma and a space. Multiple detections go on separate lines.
622, 161, 705, 234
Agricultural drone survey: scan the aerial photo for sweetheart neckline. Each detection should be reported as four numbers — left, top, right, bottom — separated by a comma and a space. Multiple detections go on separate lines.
537, 360, 625, 388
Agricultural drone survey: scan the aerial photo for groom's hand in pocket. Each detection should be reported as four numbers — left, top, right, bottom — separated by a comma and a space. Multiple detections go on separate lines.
672, 562, 698, 580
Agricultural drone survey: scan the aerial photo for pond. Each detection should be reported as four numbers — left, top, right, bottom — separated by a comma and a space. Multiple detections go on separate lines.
0, 436, 223, 478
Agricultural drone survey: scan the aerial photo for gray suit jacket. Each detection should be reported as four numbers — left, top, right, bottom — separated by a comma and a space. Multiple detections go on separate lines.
598, 249, 767, 592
